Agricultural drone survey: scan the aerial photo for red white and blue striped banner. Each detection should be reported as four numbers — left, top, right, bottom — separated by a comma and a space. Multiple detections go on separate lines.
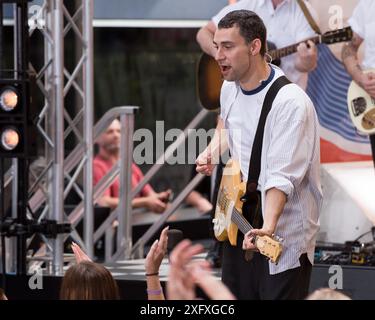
306, 44, 372, 163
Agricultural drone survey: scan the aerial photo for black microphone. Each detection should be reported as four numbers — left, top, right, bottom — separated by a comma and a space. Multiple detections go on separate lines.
167, 229, 184, 258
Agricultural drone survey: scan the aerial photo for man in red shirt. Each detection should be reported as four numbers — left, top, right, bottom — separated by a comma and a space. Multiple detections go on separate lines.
93, 119, 171, 213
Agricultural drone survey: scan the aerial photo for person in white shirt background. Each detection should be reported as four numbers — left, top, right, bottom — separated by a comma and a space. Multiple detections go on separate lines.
196, 0, 319, 90
342, 0, 375, 167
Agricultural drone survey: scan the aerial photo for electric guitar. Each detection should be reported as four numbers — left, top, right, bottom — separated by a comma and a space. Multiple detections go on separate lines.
197, 26, 353, 111
212, 159, 283, 264
347, 69, 375, 135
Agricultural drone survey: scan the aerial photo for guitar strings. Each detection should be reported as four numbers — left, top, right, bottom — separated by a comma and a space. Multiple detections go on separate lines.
218, 192, 256, 236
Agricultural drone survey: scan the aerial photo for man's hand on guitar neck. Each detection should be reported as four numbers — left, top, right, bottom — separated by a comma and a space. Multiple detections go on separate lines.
243, 188, 286, 251
242, 228, 274, 251
295, 40, 317, 72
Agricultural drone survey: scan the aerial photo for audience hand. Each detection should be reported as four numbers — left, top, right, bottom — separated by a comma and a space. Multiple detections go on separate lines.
71, 242, 92, 263
190, 263, 235, 300
145, 196, 167, 213
167, 239, 205, 300
0, 288, 7, 300
145, 226, 169, 274
167, 239, 235, 300
156, 189, 173, 203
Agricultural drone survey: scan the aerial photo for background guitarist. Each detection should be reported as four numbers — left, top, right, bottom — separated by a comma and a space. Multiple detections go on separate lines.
196, 10, 322, 300
342, 0, 375, 167
196, 0, 319, 91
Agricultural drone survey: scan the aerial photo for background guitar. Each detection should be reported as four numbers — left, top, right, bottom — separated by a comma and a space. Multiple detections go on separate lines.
197, 26, 353, 111
347, 69, 375, 135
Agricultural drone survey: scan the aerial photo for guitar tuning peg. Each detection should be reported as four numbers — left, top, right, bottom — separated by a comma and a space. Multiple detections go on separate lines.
274, 235, 284, 242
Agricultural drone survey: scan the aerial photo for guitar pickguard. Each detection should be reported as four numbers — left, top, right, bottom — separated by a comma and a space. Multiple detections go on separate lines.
347, 69, 375, 134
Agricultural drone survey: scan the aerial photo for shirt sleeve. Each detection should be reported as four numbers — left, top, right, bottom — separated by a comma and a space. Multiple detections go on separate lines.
212, 0, 252, 26
132, 164, 154, 197
348, 0, 366, 38
263, 100, 313, 198
93, 161, 111, 197
220, 81, 235, 122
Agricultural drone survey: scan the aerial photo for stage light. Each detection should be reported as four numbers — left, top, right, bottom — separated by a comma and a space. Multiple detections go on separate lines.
0, 86, 19, 112
0, 77, 38, 158
1, 127, 20, 150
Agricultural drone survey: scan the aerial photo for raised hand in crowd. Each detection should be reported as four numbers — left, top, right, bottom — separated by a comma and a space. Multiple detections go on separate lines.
190, 262, 235, 300
167, 239, 235, 300
0, 288, 8, 300
145, 226, 169, 275
71, 242, 92, 263
145, 226, 169, 300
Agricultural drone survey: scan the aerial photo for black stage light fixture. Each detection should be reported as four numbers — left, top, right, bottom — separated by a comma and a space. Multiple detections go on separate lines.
0, 85, 19, 112
0, 77, 37, 158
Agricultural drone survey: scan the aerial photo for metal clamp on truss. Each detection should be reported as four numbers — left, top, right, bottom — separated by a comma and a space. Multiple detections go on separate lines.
0, 218, 71, 239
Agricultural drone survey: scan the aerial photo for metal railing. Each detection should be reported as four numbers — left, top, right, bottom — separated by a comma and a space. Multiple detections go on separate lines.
109, 108, 210, 260
27, 106, 138, 265
4, 105, 211, 264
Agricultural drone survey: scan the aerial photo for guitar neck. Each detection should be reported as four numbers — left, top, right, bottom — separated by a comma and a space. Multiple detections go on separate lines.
231, 207, 253, 236
269, 35, 321, 61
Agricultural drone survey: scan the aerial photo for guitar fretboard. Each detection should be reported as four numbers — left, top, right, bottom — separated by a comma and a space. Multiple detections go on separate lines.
232, 207, 253, 235
218, 190, 253, 235
269, 35, 320, 61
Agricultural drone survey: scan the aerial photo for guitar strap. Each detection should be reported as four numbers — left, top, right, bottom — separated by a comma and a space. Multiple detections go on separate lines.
242, 75, 291, 228
297, 0, 322, 35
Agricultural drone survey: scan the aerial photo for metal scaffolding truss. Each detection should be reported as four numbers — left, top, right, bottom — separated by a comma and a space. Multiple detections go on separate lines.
3, 0, 212, 275
36, 0, 94, 274
4, 0, 94, 275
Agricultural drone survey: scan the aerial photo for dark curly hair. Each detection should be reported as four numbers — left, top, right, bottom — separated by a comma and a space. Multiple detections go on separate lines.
218, 10, 267, 56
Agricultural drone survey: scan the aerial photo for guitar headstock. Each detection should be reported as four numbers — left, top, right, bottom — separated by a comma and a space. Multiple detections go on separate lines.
255, 235, 283, 264
322, 26, 353, 44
